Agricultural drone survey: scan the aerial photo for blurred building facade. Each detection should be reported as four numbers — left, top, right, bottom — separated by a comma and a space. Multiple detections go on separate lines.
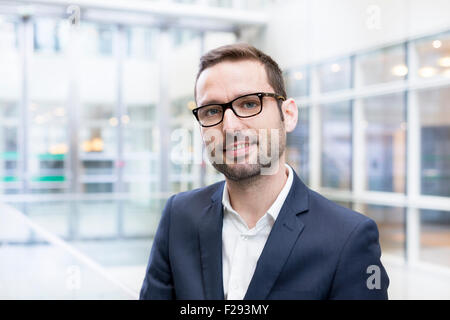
0, 0, 449, 298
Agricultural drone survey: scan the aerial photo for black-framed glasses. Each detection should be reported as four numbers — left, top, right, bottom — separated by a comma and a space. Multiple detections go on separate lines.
192, 92, 286, 127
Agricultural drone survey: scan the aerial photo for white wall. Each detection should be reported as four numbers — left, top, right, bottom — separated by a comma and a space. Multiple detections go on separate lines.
255, 0, 450, 69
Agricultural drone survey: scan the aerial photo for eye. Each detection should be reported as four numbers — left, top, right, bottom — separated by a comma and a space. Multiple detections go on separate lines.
235, 96, 260, 110
202, 106, 222, 117
242, 102, 258, 109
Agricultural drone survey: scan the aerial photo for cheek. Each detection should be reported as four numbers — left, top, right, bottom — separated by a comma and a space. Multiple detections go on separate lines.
253, 105, 284, 130
201, 128, 224, 148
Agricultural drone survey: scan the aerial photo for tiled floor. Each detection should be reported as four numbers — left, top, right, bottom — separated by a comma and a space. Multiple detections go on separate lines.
380, 255, 450, 300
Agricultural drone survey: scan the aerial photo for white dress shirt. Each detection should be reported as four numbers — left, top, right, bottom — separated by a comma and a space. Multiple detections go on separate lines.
221, 164, 294, 300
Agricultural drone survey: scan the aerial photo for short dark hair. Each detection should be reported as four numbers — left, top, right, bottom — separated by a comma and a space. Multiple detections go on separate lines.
194, 43, 287, 108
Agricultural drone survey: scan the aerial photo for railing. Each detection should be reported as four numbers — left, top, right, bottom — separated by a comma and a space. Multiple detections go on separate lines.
0, 202, 143, 299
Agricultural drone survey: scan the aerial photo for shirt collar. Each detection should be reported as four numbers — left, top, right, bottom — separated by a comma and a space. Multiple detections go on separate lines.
222, 163, 294, 222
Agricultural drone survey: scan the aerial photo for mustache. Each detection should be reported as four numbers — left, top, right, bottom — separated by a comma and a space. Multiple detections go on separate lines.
203, 130, 259, 147
203, 129, 281, 157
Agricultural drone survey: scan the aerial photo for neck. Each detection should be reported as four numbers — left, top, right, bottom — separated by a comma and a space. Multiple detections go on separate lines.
225, 160, 289, 229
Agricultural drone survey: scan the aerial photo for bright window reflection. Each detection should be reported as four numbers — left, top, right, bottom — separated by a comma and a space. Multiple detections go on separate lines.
79, 125, 116, 156
317, 57, 352, 93
418, 86, 450, 197
30, 18, 70, 194
364, 204, 406, 259
169, 29, 202, 190
321, 101, 352, 189
208, 0, 233, 8
287, 106, 309, 185
0, 17, 20, 194
126, 27, 157, 59
413, 31, 450, 80
362, 93, 406, 193
123, 27, 159, 193
33, 18, 70, 54
284, 67, 309, 98
78, 23, 117, 193
28, 102, 68, 193
421, 209, 450, 268
203, 31, 236, 54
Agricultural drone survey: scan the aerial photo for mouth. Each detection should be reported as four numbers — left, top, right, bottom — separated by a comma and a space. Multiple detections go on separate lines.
223, 142, 255, 160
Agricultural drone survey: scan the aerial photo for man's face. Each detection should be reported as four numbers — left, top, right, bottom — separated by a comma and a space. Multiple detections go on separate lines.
195, 60, 288, 181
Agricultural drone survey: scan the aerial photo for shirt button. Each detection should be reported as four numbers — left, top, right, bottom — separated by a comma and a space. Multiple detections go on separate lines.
232, 282, 239, 290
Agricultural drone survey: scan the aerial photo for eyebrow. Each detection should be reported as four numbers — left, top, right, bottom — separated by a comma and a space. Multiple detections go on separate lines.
200, 99, 224, 106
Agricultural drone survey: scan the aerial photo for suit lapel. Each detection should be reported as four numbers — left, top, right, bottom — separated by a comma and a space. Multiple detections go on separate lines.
198, 182, 225, 300
244, 172, 309, 300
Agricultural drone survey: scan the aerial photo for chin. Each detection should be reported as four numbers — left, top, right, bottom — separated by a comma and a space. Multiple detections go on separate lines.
212, 162, 261, 182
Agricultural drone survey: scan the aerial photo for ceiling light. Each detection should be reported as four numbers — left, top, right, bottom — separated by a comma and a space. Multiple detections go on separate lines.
438, 56, 450, 68
109, 117, 118, 126
391, 64, 408, 77
54, 107, 65, 117
49, 143, 68, 155
331, 63, 341, 73
34, 115, 45, 125
121, 115, 130, 124
91, 138, 104, 152
443, 69, 450, 78
432, 40, 442, 49
293, 71, 303, 80
418, 67, 437, 78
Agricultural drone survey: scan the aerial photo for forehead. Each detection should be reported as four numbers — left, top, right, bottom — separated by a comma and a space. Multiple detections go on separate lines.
195, 59, 273, 105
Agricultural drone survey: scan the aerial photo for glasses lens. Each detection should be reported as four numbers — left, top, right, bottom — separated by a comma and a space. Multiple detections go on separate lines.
233, 94, 262, 117
198, 105, 223, 126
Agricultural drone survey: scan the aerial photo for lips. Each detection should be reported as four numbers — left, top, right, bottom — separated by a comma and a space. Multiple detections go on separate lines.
224, 142, 251, 152
222, 141, 258, 162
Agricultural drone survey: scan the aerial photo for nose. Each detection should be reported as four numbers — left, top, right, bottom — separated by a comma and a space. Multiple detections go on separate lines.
222, 108, 244, 132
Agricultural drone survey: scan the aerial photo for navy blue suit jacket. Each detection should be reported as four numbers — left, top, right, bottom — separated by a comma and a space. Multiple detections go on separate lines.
140, 169, 389, 300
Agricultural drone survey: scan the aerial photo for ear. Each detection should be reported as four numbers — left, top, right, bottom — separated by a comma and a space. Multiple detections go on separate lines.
282, 98, 298, 133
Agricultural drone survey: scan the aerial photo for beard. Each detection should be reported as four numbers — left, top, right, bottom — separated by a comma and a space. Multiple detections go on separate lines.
210, 124, 286, 182
212, 162, 261, 182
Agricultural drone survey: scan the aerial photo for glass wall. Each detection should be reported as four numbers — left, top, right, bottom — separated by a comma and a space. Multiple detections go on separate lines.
418, 87, 450, 197
355, 45, 407, 86
320, 101, 352, 189
286, 106, 309, 184
0, 16, 20, 194
30, 17, 71, 193
420, 209, 450, 268
0, 12, 238, 244
364, 204, 406, 259
284, 29, 450, 268
284, 66, 310, 98
0, 1, 273, 300
317, 57, 352, 93
361, 93, 406, 193
122, 26, 159, 195
78, 22, 117, 194
413, 31, 450, 81
168, 28, 202, 193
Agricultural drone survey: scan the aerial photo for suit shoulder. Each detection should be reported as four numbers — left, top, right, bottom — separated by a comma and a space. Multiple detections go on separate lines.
172, 180, 223, 202
167, 180, 224, 215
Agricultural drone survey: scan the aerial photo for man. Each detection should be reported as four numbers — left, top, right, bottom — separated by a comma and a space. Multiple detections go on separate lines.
140, 43, 389, 300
